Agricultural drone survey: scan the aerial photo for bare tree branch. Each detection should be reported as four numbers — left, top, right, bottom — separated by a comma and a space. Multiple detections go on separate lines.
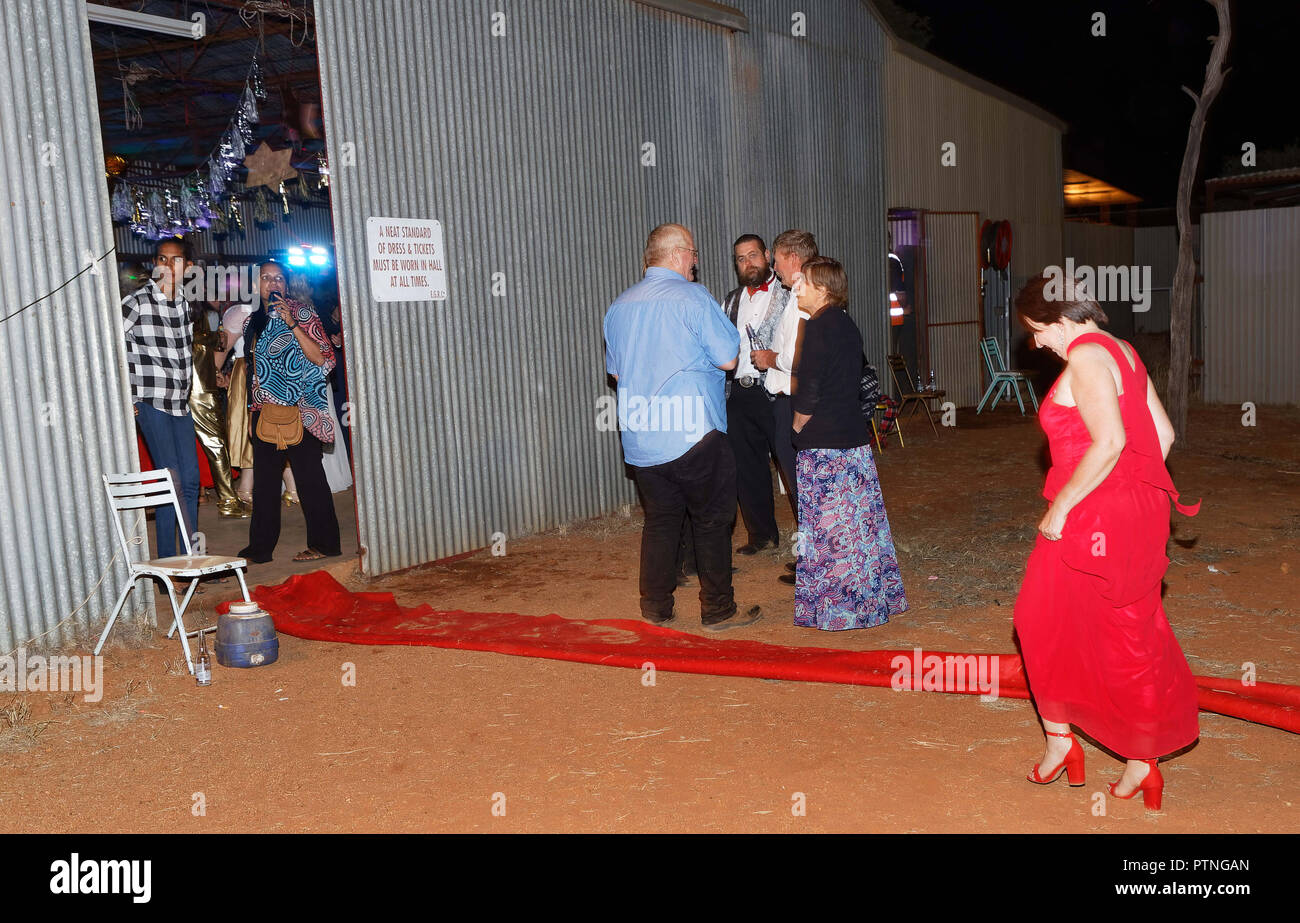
1168, 0, 1232, 446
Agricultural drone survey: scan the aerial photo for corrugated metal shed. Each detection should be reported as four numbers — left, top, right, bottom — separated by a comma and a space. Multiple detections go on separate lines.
885, 44, 1064, 288
1133, 225, 1177, 334
1202, 205, 1300, 405
0, 0, 141, 651
885, 39, 1064, 406
1062, 220, 1136, 337
315, 0, 890, 576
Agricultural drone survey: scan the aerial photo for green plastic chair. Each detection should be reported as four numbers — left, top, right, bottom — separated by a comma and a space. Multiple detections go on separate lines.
977, 337, 1039, 415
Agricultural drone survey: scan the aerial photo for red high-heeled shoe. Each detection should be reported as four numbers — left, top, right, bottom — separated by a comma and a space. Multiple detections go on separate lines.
1108, 759, 1163, 810
1026, 730, 1086, 786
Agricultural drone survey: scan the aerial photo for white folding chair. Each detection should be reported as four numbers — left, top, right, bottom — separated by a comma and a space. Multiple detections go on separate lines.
95, 469, 251, 674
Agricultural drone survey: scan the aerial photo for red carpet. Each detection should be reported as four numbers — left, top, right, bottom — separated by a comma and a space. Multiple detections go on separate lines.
225, 571, 1300, 735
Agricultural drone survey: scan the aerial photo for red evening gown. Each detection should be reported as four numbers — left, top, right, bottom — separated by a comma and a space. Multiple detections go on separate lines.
1013, 333, 1200, 759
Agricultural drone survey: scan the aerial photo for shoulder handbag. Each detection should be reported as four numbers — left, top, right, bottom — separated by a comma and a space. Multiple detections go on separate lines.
256, 403, 303, 449
246, 309, 303, 448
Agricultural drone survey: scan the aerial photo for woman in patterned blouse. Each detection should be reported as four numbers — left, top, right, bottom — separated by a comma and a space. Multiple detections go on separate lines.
236, 260, 342, 564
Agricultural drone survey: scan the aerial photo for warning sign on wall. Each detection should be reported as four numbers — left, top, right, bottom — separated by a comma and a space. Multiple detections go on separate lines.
365, 217, 448, 302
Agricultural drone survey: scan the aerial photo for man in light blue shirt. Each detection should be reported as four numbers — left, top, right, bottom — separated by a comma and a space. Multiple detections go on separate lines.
604, 223, 762, 632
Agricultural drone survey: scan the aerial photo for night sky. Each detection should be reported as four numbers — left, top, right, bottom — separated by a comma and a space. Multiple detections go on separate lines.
886, 0, 1300, 209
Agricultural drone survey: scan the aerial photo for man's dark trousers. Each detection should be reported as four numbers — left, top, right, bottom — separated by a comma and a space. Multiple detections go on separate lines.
726, 382, 796, 545
632, 430, 737, 622
135, 401, 200, 558
770, 393, 799, 522
243, 412, 342, 562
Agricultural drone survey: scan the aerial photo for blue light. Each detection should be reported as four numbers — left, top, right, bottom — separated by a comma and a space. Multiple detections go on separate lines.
309, 253, 327, 266
288, 254, 307, 267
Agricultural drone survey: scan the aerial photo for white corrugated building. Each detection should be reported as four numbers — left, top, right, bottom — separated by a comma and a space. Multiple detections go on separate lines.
881, 30, 1067, 407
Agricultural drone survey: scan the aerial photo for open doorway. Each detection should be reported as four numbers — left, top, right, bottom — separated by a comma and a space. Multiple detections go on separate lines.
90, 0, 357, 575
888, 207, 986, 406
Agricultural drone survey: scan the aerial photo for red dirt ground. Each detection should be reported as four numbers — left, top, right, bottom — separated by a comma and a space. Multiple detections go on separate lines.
2, 404, 1297, 833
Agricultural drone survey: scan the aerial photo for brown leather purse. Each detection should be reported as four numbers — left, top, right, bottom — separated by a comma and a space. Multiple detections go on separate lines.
256, 403, 303, 449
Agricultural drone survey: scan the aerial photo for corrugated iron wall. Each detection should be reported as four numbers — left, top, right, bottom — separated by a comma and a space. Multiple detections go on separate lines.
314, 0, 889, 576
885, 45, 1064, 299
1062, 220, 1136, 337
1202, 206, 1300, 405
0, 0, 140, 650
1133, 225, 1177, 334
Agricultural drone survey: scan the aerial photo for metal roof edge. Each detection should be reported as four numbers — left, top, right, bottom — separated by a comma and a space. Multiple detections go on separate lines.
631, 0, 749, 32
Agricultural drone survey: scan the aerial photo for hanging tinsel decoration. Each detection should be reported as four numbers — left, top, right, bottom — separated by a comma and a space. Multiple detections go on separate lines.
209, 202, 228, 237
179, 182, 198, 220
250, 58, 267, 99
194, 183, 214, 229
292, 177, 314, 205
277, 181, 291, 216
241, 84, 259, 124
228, 198, 245, 233
236, 107, 253, 145
161, 186, 184, 234
112, 56, 266, 239
110, 182, 133, 222
229, 128, 246, 164
252, 188, 272, 226
206, 156, 226, 197
145, 190, 164, 239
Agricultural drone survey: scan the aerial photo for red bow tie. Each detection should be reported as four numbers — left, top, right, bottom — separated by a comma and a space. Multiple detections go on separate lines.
747, 280, 771, 297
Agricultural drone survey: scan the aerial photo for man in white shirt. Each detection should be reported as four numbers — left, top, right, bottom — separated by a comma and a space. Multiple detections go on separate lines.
751, 229, 819, 584
722, 234, 797, 556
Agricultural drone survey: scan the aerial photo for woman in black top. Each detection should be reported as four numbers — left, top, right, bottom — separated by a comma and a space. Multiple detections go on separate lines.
790, 257, 908, 630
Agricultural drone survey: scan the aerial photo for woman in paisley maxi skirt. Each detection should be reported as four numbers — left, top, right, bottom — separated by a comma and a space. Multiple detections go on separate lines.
789, 258, 908, 631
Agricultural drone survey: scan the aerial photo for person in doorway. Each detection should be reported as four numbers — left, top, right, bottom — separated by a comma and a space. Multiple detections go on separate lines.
722, 234, 799, 561
604, 223, 761, 632
289, 270, 351, 493
190, 295, 245, 518
215, 271, 303, 508
122, 238, 200, 558
215, 289, 254, 505
791, 257, 907, 630
237, 261, 342, 564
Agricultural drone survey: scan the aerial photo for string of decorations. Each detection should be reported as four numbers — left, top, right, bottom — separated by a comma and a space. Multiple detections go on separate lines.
108, 58, 270, 240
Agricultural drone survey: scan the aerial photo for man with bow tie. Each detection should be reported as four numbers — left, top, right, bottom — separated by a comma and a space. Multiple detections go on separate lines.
722, 233, 800, 557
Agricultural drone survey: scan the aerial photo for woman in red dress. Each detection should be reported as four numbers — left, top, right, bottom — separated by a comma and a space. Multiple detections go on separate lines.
1013, 273, 1200, 810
